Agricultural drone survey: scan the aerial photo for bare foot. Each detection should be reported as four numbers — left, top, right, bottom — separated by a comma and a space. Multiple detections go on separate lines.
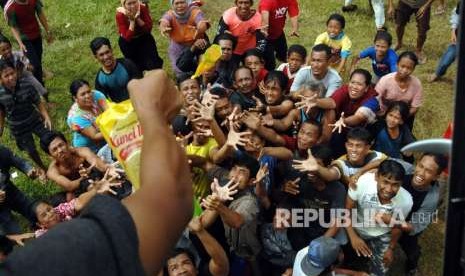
428, 73, 439, 83
416, 52, 427, 64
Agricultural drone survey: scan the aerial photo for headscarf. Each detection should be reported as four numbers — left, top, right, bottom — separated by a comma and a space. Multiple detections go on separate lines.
170, 0, 194, 20
116, 0, 141, 16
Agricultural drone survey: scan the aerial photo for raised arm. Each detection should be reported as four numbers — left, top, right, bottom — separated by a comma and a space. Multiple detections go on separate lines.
123, 70, 193, 274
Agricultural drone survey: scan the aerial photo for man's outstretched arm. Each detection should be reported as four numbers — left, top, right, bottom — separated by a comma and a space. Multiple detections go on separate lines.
123, 70, 193, 275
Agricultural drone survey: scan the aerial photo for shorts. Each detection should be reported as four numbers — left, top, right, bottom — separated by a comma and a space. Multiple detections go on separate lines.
396, 1, 431, 35
14, 122, 51, 153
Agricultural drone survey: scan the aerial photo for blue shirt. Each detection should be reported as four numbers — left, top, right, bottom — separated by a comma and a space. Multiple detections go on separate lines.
359, 46, 398, 78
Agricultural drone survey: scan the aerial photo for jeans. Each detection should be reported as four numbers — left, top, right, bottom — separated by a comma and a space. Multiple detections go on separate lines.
435, 44, 457, 77
0, 181, 35, 235
372, 0, 385, 28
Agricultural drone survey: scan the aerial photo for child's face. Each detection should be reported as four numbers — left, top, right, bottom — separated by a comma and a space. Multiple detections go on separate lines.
397, 57, 416, 79
244, 55, 263, 77
287, 52, 304, 74
35, 202, 60, 229
0, 42, 12, 59
0, 67, 17, 90
327, 19, 343, 38
386, 109, 403, 129
374, 39, 389, 57
264, 80, 283, 105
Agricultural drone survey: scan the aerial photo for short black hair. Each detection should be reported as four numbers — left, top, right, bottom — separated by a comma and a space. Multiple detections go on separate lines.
234, 153, 260, 177
69, 79, 90, 100
288, 44, 307, 60
311, 144, 333, 167
209, 85, 228, 98
378, 159, 406, 181
398, 51, 419, 67
385, 101, 410, 123
90, 37, 111, 55
420, 153, 448, 174
0, 59, 15, 73
301, 118, 323, 138
233, 66, 253, 81
40, 131, 68, 154
346, 127, 372, 145
216, 32, 238, 50
327, 13, 345, 29
312, 44, 332, 60
164, 247, 196, 275
176, 73, 200, 86
374, 31, 393, 46
350, 68, 372, 86
243, 48, 264, 62
264, 70, 288, 92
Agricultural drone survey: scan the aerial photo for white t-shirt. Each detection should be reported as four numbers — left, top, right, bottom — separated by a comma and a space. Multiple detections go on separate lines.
348, 172, 413, 238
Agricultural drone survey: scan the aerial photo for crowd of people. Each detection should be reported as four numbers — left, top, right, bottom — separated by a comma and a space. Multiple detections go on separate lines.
0, 0, 459, 275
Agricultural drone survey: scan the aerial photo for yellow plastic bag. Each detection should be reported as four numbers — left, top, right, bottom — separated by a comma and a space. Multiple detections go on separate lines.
96, 100, 143, 190
191, 44, 222, 79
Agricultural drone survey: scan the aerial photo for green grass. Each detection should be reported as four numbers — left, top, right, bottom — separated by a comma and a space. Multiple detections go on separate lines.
1, 0, 455, 275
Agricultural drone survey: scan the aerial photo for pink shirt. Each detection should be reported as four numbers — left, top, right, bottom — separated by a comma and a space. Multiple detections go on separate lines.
35, 199, 77, 238
375, 72, 423, 113
222, 7, 262, 55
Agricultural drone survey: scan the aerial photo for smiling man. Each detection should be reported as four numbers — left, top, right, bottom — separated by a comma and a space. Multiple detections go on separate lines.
90, 37, 142, 103
290, 44, 342, 97
397, 153, 448, 276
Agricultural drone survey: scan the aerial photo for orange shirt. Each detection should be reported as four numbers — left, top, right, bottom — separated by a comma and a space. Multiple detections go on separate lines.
222, 7, 261, 55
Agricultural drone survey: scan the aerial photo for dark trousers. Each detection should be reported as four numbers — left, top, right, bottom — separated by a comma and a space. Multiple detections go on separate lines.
0, 181, 35, 235
399, 233, 422, 271
263, 33, 288, 71
23, 37, 44, 86
118, 33, 163, 72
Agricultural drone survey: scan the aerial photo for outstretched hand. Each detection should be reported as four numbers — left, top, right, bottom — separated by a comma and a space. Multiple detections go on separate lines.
211, 178, 239, 202
329, 112, 346, 133
292, 149, 319, 173
226, 125, 251, 150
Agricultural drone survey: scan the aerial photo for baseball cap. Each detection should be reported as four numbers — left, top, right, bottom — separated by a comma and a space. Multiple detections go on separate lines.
294, 236, 340, 276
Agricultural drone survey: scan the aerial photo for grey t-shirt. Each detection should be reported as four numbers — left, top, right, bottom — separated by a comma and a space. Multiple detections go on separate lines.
290, 66, 342, 97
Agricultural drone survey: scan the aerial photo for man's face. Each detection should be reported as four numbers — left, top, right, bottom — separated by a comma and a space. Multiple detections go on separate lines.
376, 173, 402, 203
35, 202, 60, 229
219, 39, 233, 61
264, 80, 283, 105
48, 137, 71, 160
229, 165, 251, 189
0, 67, 17, 90
166, 253, 197, 276
192, 120, 210, 144
94, 45, 116, 70
235, 0, 253, 19
234, 68, 255, 94
310, 51, 329, 79
345, 138, 370, 165
0, 42, 12, 59
215, 97, 232, 120
244, 132, 264, 153
179, 79, 201, 105
412, 155, 441, 189
297, 123, 320, 150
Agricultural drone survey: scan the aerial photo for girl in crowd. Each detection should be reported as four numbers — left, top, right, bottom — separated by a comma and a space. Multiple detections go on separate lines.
375, 51, 423, 130
116, 0, 163, 71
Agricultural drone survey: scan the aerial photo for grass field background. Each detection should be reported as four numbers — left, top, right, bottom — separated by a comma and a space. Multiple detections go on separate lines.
0, 0, 457, 275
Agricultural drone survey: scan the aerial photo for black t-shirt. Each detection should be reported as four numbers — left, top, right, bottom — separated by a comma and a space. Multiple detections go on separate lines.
0, 195, 144, 276
403, 175, 429, 219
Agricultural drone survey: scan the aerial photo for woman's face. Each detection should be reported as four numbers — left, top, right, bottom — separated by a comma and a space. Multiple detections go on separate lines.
348, 73, 368, 100
397, 57, 416, 79
75, 84, 93, 109
386, 109, 403, 128
173, 0, 188, 15
35, 202, 60, 229
124, 0, 139, 14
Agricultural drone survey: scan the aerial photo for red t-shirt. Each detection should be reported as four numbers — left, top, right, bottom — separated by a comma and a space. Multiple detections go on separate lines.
116, 4, 153, 41
257, 68, 268, 83
331, 84, 378, 117
258, 0, 299, 40
5, 0, 42, 40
